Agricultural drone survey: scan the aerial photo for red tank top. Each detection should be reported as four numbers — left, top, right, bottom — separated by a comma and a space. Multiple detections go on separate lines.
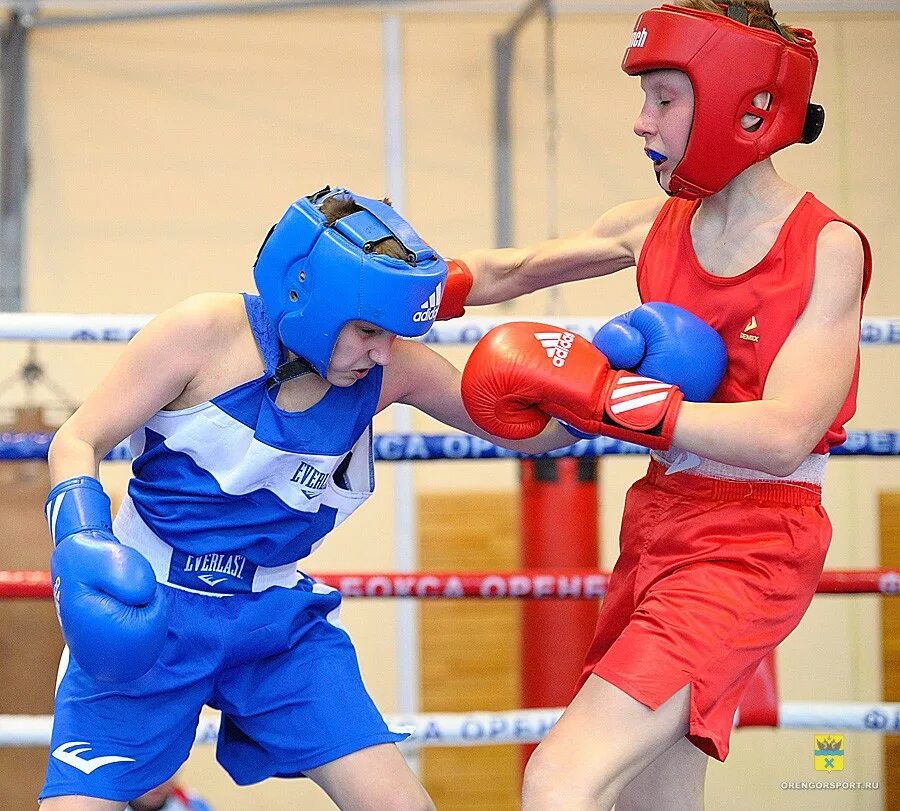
637, 192, 872, 453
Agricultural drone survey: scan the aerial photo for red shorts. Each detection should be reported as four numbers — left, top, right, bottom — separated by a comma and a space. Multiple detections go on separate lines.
579, 460, 830, 761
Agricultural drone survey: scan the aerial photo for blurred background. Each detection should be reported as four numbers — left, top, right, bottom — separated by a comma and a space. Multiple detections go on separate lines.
0, 1, 897, 808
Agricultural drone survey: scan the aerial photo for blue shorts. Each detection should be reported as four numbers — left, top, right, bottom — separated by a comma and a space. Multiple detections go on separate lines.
40, 579, 407, 803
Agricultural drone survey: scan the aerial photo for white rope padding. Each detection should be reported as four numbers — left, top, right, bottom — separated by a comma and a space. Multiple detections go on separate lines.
0, 313, 897, 345
2, 704, 898, 748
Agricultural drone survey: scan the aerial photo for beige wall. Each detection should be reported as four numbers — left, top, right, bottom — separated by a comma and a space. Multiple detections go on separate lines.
12, 6, 899, 809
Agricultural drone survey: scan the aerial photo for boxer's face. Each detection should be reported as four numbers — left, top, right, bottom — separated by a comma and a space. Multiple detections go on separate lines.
326, 321, 396, 386
633, 69, 694, 192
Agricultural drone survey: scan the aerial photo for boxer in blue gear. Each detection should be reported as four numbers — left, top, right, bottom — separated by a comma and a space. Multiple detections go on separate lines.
40, 187, 576, 811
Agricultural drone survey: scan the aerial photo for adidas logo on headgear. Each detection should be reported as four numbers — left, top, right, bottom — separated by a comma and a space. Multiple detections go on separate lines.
535, 331, 575, 368
413, 282, 443, 322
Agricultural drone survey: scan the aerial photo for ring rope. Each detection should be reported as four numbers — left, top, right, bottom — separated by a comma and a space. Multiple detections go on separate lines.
0, 430, 898, 461
2, 703, 899, 748
0, 313, 897, 345
2, 569, 898, 599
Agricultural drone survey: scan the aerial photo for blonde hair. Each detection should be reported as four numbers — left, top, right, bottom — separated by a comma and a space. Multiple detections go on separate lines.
673, 0, 799, 43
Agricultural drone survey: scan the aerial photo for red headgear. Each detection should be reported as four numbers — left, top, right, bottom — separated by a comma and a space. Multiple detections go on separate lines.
622, 3, 823, 199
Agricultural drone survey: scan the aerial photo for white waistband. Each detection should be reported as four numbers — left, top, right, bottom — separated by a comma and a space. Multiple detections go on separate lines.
650, 447, 828, 486
113, 497, 302, 597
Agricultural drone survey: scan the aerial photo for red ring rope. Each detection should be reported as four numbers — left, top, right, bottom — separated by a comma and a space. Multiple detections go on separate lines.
2, 569, 898, 599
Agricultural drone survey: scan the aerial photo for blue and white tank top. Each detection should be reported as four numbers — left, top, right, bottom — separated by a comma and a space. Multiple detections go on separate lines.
115, 293, 382, 567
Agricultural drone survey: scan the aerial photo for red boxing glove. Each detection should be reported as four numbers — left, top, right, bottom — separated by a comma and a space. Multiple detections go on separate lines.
436, 258, 474, 321
461, 322, 683, 450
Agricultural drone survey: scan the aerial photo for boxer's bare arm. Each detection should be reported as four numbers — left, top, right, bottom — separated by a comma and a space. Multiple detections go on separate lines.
48, 295, 229, 482
378, 339, 575, 454
457, 197, 663, 306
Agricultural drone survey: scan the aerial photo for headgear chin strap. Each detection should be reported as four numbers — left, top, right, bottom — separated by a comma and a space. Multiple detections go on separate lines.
622, 3, 824, 199
253, 187, 448, 377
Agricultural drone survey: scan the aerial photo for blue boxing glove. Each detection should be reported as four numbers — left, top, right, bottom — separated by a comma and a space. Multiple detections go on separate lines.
46, 476, 167, 682
593, 302, 727, 402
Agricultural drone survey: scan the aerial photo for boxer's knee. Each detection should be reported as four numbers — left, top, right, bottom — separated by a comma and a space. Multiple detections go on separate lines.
616, 736, 708, 811
354, 783, 435, 811
522, 739, 619, 810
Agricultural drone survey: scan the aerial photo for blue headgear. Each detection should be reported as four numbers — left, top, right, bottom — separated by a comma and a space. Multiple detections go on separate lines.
253, 187, 448, 377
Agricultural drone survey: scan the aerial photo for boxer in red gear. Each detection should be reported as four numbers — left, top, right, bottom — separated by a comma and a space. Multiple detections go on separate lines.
444, 2, 871, 809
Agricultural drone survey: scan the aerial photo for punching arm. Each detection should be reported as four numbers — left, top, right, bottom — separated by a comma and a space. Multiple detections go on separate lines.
451, 199, 660, 306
